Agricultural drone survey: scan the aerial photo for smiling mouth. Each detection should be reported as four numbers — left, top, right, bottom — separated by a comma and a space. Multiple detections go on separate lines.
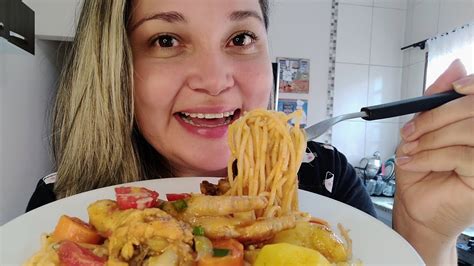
177, 109, 241, 128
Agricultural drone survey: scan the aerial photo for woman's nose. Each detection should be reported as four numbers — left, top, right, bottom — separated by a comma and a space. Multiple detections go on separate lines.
186, 51, 235, 96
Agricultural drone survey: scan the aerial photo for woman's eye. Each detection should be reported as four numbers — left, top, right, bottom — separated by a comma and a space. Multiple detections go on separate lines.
229, 32, 257, 47
152, 35, 179, 48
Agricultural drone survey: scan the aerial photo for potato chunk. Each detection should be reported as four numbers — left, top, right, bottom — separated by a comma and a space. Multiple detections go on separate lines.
273, 221, 348, 263
254, 243, 330, 266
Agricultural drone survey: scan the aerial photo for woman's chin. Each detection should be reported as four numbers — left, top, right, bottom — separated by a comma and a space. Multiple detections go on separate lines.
174, 155, 229, 177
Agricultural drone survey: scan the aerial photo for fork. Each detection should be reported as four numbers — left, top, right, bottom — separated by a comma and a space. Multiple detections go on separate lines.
304, 90, 465, 141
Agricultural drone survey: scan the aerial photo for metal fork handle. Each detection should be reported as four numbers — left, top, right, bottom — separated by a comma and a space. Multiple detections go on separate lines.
305, 111, 367, 140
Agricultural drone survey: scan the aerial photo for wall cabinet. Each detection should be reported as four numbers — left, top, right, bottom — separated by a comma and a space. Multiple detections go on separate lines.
23, 0, 82, 41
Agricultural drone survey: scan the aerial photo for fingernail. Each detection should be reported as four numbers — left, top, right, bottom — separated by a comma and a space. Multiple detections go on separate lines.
395, 156, 412, 165
401, 122, 415, 139
402, 140, 418, 154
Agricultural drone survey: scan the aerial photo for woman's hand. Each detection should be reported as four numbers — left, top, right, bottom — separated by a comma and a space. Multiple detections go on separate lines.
393, 59, 474, 265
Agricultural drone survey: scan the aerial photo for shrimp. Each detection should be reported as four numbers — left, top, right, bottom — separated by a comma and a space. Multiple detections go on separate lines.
159, 194, 298, 244
236, 215, 296, 244
183, 194, 268, 216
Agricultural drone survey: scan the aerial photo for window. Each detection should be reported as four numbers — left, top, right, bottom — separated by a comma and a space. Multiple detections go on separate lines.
426, 23, 473, 89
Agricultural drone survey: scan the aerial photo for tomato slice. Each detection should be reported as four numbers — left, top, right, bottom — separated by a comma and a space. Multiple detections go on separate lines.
114, 186, 159, 210
52, 215, 102, 244
57, 240, 106, 266
198, 239, 244, 266
166, 193, 191, 201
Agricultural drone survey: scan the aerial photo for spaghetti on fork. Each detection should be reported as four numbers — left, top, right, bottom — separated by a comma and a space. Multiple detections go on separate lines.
226, 109, 306, 218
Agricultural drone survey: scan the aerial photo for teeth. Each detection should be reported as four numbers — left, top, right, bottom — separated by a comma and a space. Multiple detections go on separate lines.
180, 111, 235, 119
181, 115, 232, 127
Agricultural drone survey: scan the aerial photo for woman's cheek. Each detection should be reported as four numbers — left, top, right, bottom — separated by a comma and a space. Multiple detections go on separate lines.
236, 60, 273, 108
134, 60, 184, 104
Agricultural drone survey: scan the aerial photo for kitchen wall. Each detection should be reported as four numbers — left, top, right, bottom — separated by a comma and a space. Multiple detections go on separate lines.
0, 39, 60, 225
331, 0, 407, 166
400, 0, 474, 123
267, 0, 332, 136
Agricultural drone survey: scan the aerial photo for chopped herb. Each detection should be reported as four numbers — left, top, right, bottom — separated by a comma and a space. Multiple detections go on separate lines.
213, 248, 230, 257
172, 199, 188, 212
157, 200, 166, 209
193, 226, 205, 236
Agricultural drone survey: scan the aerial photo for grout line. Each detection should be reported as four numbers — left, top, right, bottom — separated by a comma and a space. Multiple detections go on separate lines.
372, 5, 408, 11
341, 3, 407, 11
336, 61, 404, 68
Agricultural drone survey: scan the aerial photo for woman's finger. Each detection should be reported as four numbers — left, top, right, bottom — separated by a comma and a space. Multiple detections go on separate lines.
401, 117, 474, 155
425, 59, 467, 96
396, 146, 474, 178
401, 94, 474, 141
453, 74, 474, 94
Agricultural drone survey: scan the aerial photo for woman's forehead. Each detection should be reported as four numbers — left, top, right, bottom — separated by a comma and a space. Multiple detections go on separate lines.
130, 0, 263, 26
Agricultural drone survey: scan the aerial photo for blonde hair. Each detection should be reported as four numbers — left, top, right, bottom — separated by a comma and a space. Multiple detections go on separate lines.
52, 0, 171, 198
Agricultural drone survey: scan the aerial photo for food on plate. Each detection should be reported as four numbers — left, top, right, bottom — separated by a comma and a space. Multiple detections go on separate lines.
52, 215, 103, 244
25, 110, 356, 265
87, 199, 194, 265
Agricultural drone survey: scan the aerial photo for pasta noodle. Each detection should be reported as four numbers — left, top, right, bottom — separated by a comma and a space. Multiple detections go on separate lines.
226, 109, 307, 218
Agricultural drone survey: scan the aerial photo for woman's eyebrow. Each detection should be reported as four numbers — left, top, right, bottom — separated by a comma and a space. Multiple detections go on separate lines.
229, 10, 263, 24
130, 11, 187, 32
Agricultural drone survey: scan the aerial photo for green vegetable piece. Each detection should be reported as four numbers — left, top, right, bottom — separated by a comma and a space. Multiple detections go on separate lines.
213, 248, 230, 257
193, 226, 205, 236
172, 199, 188, 212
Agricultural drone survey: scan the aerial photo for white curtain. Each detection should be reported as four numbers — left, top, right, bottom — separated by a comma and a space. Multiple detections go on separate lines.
426, 23, 474, 88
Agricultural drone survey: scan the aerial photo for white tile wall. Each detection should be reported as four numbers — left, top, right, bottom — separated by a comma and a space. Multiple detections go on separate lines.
368, 66, 403, 104
410, 0, 440, 43
333, 63, 369, 118
437, 0, 474, 34
399, 61, 425, 123
333, 2, 406, 162
332, 121, 367, 166
365, 122, 401, 161
368, 66, 402, 122
339, 0, 374, 7
336, 4, 373, 64
409, 48, 426, 65
370, 7, 406, 66
268, 1, 332, 126
406, 62, 425, 97
374, 0, 408, 10
399, 63, 411, 123
411, 0, 425, 6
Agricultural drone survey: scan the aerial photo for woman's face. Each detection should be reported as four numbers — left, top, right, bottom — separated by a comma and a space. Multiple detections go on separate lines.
129, 0, 272, 176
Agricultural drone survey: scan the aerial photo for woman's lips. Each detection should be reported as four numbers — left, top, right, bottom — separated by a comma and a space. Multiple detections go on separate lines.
174, 109, 240, 139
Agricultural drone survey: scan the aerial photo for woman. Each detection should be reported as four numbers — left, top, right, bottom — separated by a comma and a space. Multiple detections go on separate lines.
26, 0, 473, 265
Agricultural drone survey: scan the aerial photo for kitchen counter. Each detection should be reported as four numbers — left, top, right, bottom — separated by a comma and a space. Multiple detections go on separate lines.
371, 196, 474, 237
371, 196, 474, 265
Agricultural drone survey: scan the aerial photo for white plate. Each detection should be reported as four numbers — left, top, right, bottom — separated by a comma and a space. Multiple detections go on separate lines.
0, 177, 424, 265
